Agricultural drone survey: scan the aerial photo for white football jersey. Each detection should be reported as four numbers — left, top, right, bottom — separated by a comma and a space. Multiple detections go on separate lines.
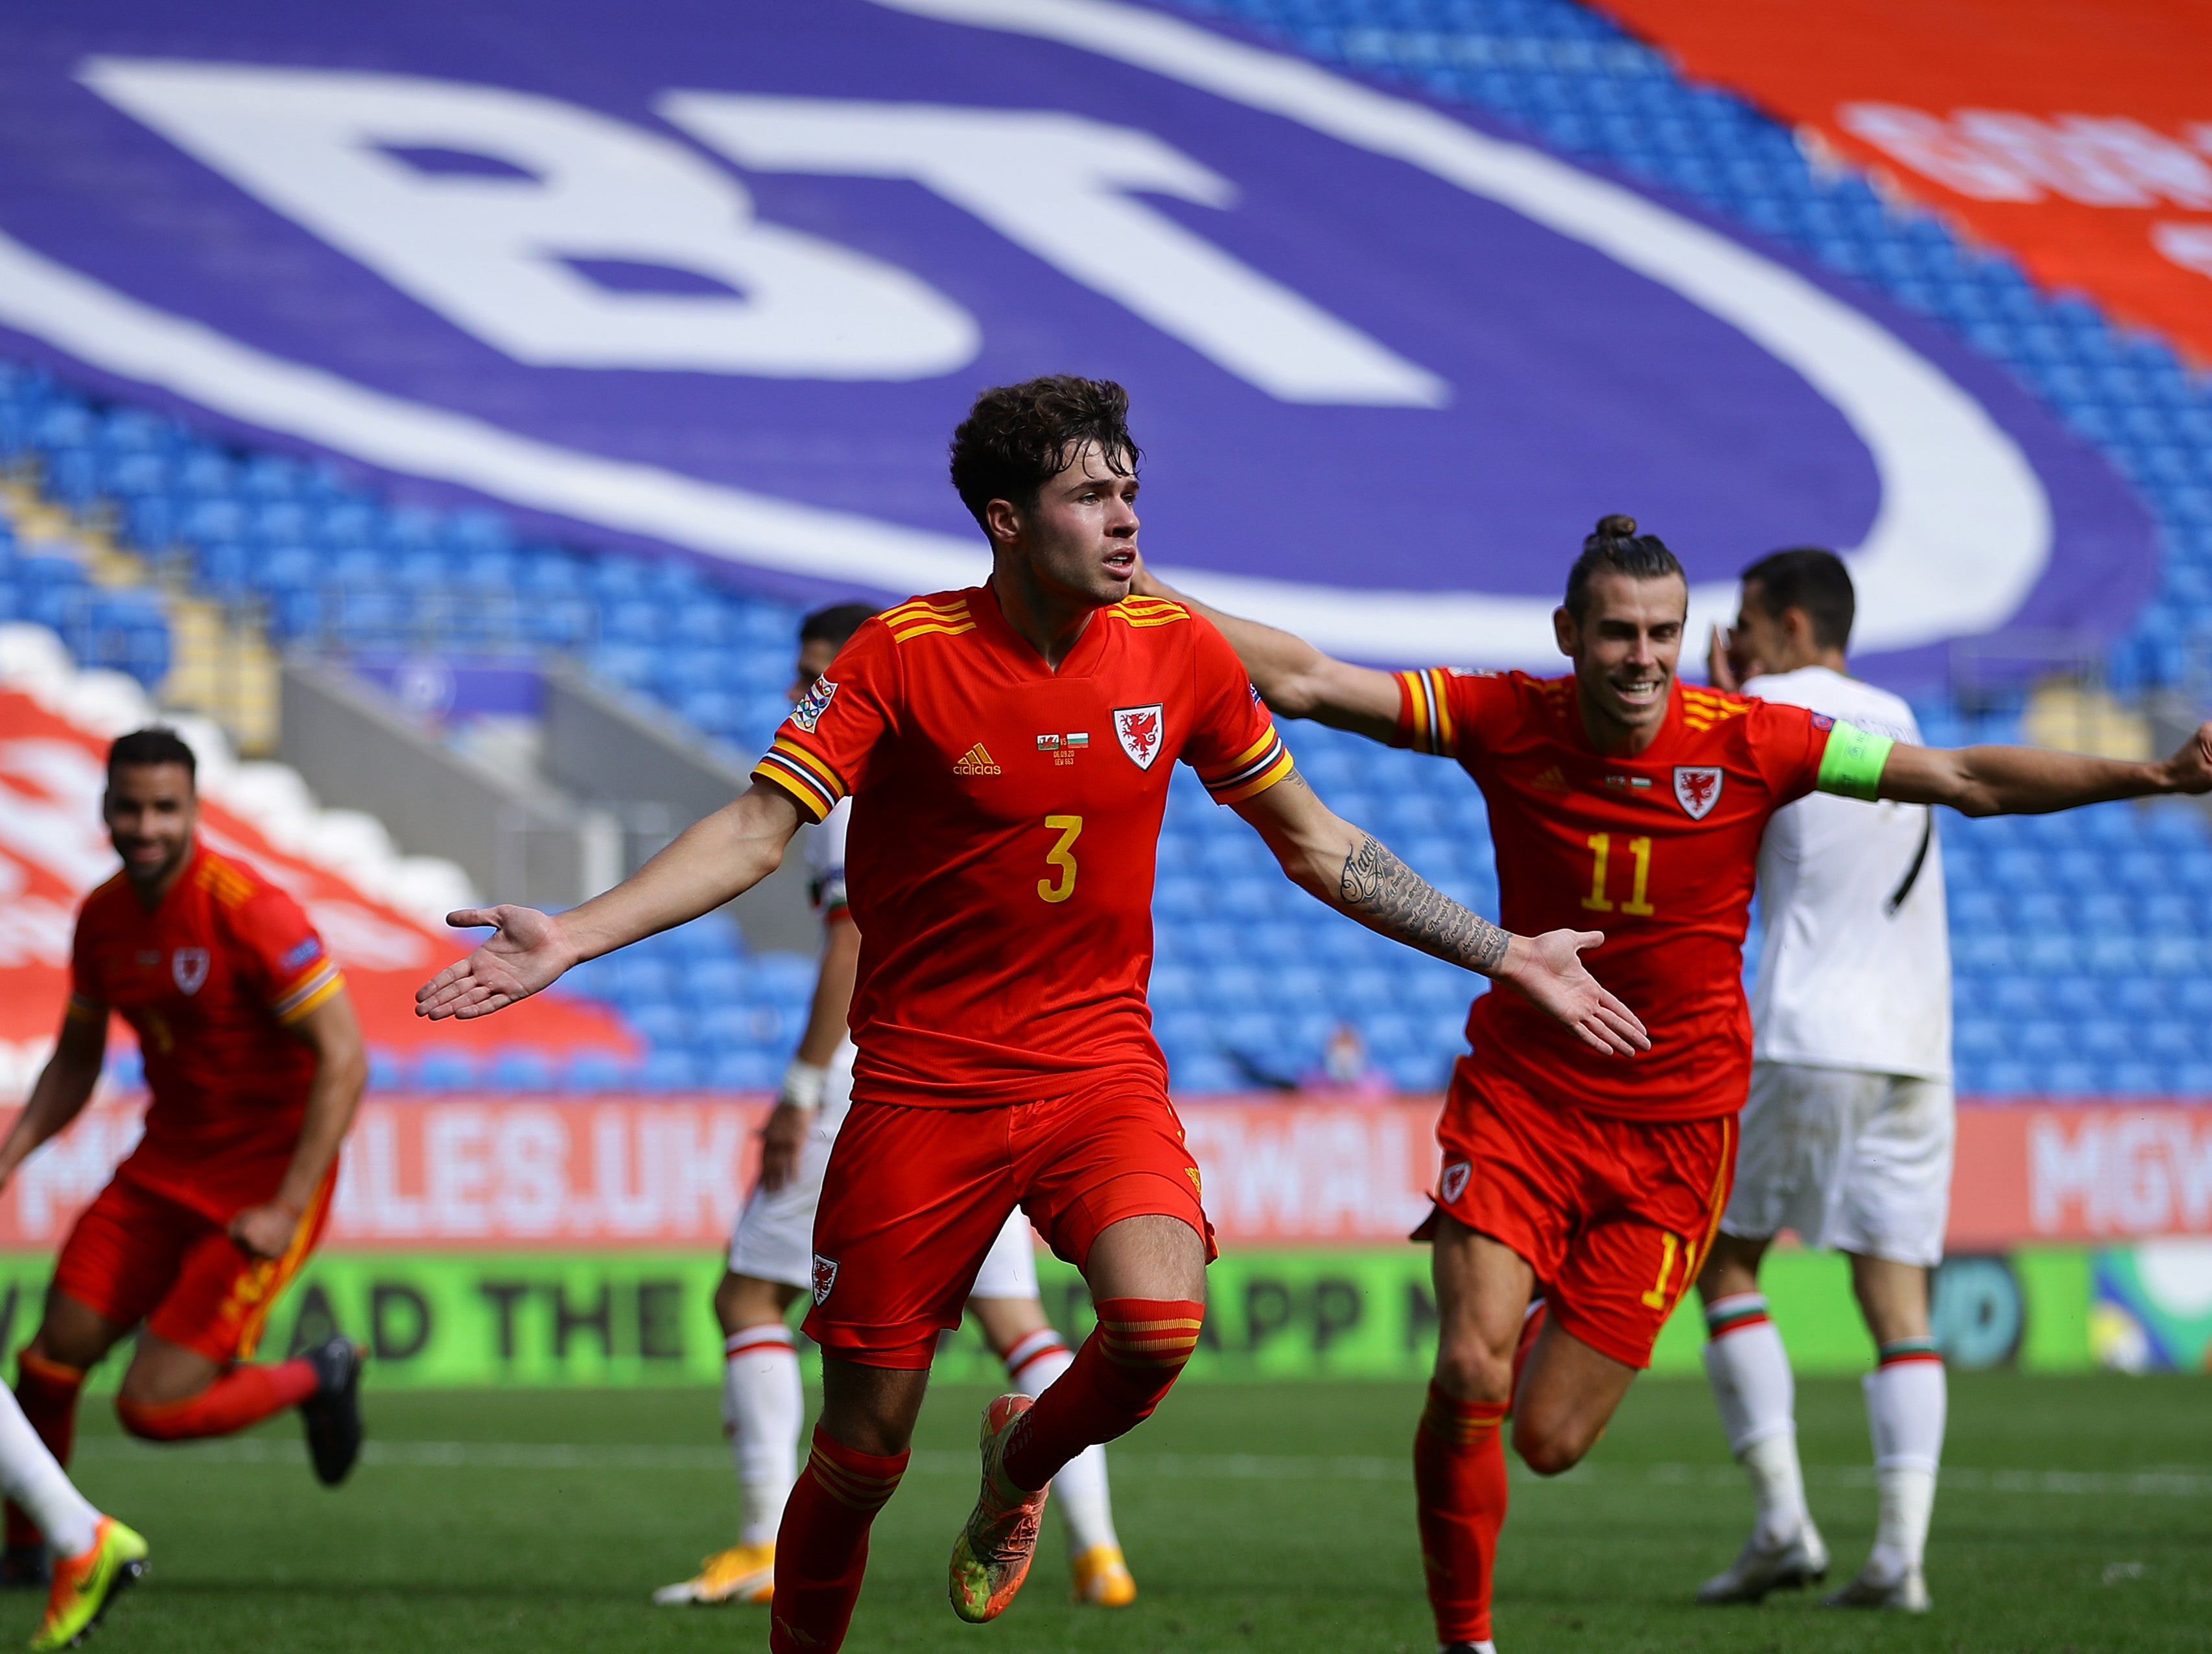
1743, 666, 1951, 1081
806, 796, 851, 920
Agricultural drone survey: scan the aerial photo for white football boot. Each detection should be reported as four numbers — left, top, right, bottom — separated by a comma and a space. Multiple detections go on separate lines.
1696, 1519, 1830, 1604
1824, 1562, 1931, 1612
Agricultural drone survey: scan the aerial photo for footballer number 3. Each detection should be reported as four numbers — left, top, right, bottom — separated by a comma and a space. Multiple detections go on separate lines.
1037, 815, 1083, 903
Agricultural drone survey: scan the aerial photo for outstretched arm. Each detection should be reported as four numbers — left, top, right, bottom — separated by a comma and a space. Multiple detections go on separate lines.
233, 990, 368, 1259
415, 782, 806, 1020
1234, 775, 1649, 1058
1133, 558, 1402, 741
0, 1007, 106, 1192
759, 916, 860, 1193
1868, 722, 2212, 816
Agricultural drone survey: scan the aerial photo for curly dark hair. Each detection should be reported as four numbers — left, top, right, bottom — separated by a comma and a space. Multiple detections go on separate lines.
1563, 514, 1685, 620
948, 375, 1140, 531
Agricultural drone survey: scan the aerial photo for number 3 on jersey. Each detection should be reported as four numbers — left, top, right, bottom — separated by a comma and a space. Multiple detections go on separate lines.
1037, 815, 1083, 903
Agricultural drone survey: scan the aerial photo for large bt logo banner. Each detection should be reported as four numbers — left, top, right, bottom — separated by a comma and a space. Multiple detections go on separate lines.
0, 0, 2152, 678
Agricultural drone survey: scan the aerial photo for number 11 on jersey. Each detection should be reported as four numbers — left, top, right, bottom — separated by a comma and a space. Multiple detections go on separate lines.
1037, 815, 1083, 903
1581, 832, 1656, 916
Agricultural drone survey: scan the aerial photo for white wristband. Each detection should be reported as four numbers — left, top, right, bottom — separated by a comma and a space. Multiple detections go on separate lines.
779, 1060, 828, 1110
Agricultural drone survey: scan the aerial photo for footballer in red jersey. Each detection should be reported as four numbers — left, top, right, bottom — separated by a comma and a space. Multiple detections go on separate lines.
0, 728, 368, 1579
416, 377, 1645, 1652
1136, 514, 2212, 1649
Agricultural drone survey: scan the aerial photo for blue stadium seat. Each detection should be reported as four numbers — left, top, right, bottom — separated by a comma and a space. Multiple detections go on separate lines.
707, 1051, 779, 1090
488, 1048, 556, 1091
1168, 1053, 1242, 1094
411, 1049, 480, 1091
562, 1049, 635, 1092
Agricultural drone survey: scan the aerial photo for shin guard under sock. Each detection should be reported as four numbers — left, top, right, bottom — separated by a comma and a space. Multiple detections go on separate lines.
1002, 1328, 1120, 1555
6, 1352, 84, 1550
1414, 1382, 1509, 1646
113, 1359, 318, 1441
725, 1324, 803, 1546
999, 1298, 1202, 1493
768, 1426, 908, 1654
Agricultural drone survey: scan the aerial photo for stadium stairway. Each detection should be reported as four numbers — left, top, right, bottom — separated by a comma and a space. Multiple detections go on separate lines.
3, 0, 2212, 1101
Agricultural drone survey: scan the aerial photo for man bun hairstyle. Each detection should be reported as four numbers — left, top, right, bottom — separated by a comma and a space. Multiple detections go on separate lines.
949, 375, 1140, 531
799, 601, 878, 651
106, 726, 196, 789
1739, 546, 1855, 652
1564, 515, 1686, 620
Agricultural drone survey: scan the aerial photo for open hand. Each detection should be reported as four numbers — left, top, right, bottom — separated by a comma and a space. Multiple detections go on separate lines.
414, 905, 573, 1020
2161, 722, 2212, 795
757, 1101, 812, 1193
1706, 623, 1759, 693
1496, 929, 1649, 1058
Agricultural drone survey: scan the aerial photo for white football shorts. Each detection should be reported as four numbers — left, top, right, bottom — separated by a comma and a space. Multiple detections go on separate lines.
727, 1041, 1040, 1298
1719, 1060, 1955, 1268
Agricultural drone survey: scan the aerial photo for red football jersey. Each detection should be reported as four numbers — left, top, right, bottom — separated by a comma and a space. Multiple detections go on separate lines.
753, 585, 1293, 1105
68, 842, 345, 1218
1395, 670, 1832, 1121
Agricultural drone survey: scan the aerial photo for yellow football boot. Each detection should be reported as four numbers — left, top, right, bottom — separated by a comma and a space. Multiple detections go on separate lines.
30, 1517, 147, 1651
1070, 1543, 1137, 1607
651, 1541, 774, 1606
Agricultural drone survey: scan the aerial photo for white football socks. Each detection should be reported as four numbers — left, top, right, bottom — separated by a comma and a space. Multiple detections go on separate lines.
1004, 1327, 1120, 1555
1863, 1350, 1945, 1581
724, 1324, 803, 1546
1701, 1294, 1809, 1548
0, 1384, 96, 1558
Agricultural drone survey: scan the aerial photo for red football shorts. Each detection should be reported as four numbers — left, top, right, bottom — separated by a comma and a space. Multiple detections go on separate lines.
1426, 1058, 1736, 1369
52, 1169, 335, 1364
803, 1080, 1216, 1368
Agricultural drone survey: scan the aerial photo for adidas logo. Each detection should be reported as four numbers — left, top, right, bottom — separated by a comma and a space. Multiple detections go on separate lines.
952, 743, 1002, 776
1533, 764, 1570, 792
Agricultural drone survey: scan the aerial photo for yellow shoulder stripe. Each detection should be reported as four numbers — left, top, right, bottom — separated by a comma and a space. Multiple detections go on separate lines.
884, 594, 976, 642
1107, 597, 1189, 628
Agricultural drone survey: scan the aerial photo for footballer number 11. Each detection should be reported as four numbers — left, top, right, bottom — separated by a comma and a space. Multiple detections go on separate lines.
1581, 832, 1656, 916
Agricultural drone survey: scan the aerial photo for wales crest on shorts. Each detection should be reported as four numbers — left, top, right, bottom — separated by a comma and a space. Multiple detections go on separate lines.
811, 1252, 839, 1305
1673, 765, 1723, 821
1113, 703, 1164, 771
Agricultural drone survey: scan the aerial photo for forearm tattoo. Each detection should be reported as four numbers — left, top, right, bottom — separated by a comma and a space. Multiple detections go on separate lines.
1338, 834, 1511, 975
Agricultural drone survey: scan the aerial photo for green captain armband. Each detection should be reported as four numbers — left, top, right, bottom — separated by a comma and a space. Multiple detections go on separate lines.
1815, 719, 1893, 801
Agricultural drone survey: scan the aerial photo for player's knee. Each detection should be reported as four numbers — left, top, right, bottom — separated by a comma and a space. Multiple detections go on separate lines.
1432, 1339, 1513, 1406
1510, 1412, 1597, 1478
114, 1392, 194, 1441
1092, 1299, 1203, 1423
717, 1273, 795, 1336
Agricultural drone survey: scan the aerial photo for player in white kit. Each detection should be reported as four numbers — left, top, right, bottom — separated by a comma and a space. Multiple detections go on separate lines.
655, 604, 1133, 1611
1694, 549, 1951, 1614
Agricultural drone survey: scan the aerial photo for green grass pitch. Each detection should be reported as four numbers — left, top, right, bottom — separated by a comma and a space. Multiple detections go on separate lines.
21, 1373, 2208, 1653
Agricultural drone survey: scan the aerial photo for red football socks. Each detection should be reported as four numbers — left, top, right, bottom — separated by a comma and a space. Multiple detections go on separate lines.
6, 1351, 85, 1549
1414, 1380, 1510, 1646
1000, 1297, 1203, 1492
113, 1358, 318, 1442
768, 1425, 908, 1654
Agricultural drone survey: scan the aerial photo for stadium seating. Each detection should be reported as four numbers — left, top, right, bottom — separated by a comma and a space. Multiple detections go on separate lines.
5, 0, 2212, 1099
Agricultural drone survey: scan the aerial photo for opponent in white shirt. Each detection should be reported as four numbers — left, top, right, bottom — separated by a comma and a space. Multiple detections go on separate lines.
1693, 550, 1951, 1614
657, 604, 1133, 1611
